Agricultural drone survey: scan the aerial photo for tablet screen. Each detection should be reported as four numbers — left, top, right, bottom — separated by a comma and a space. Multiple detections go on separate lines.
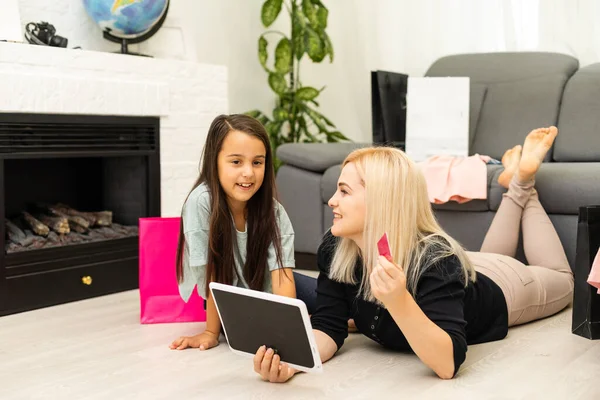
212, 287, 315, 368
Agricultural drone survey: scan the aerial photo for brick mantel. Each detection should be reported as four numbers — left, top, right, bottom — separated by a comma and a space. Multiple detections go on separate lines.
0, 42, 228, 217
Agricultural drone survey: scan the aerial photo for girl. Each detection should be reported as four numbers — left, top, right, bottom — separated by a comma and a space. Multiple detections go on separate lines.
169, 114, 314, 351
253, 126, 573, 382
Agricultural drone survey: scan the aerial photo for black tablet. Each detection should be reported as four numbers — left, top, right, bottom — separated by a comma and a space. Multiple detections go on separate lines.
209, 282, 323, 373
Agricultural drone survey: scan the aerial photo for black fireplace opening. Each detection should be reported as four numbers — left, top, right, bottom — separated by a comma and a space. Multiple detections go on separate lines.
0, 113, 161, 316
5, 156, 145, 253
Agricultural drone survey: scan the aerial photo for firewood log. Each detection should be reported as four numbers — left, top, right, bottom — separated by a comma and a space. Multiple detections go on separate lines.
22, 212, 50, 237
46, 231, 59, 243
45, 206, 90, 229
69, 222, 88, 234
6, 219, 27, 243
36, 214, 70, 234
23, 230, 45, 249
92, 211, 112, 227
54, 203, 98, 226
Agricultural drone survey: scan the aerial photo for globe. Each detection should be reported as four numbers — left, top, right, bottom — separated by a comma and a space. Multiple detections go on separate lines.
83, 0, 169, 55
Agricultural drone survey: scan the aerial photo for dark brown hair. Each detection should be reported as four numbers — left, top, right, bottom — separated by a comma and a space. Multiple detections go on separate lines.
176, 114, 284, 297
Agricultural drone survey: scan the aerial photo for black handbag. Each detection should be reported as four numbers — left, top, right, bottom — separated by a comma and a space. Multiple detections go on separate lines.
371, 70, 408, 149
571, 205, 600, 340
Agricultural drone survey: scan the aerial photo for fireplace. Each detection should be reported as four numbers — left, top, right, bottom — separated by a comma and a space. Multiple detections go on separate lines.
0, 113, 161, 316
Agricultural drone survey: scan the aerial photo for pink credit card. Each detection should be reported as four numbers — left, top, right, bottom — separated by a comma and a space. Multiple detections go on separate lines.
377, 233, 393, 261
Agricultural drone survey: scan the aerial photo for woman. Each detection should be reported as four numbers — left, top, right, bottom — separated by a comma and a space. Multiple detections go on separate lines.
253, 126, 574, 381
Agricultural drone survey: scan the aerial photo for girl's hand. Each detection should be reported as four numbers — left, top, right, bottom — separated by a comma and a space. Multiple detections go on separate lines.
253, 345, 297, 383
370, 255, 408, 306
169, 330, 219, 350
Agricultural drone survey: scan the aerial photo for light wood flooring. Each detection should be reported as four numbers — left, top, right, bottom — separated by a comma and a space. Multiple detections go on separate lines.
1, 285, 599, 400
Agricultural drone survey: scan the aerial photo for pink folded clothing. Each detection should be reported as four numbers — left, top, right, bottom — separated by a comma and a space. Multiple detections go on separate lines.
418, 154, 491, 204
588, 248, 600, 294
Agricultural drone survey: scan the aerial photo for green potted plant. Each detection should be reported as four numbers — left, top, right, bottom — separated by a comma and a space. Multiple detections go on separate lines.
246, 0, 350, 170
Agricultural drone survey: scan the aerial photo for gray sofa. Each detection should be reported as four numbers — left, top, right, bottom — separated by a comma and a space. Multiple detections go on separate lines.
275, 52, 600, 271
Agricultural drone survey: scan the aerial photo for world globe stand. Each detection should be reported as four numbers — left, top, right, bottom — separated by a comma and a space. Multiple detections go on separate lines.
101, 0, 169, 57
103, 30, 151, 57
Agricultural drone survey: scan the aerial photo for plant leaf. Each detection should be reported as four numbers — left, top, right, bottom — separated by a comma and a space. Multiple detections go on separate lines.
258, 36, 268, 69
320, 31, 334, 62
296, 86, 320, 101
245, 110, 262, 118
316, 7, 328, 29
304, 26, 325, 62
309, 107, 336, 127
292, 9, 306, 60
326, 131, 350, 141
265, 120, 284, 147
273, 107, 288, 121
245, 109, 271, 126
298, 115, 308, 130
298, 116, 319, 142
261, 0, 283, 27
304, 107, 327, 132
302, 0, 319, 28
266, 121, 283, 136
294, 5, 307, 29
274, 38, 292, 74
268, 73, 287, 94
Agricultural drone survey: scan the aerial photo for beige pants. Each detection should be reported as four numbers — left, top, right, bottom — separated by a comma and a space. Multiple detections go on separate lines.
468, 177, 574, 327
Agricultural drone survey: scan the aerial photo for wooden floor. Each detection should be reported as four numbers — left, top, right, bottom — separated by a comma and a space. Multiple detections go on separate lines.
1, 288, 599, 400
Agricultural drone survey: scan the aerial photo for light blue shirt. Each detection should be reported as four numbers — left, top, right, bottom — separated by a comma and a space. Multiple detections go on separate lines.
178, 183, 295, 301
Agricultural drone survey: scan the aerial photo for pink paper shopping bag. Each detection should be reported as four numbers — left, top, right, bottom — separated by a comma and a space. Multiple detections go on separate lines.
139, 217, 206, 324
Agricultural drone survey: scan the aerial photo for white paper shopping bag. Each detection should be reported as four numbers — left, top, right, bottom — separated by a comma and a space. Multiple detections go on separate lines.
405, 77, 470, 162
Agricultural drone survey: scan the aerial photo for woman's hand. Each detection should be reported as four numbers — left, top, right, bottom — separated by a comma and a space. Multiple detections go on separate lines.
370, 255, 409, 306
253, 345, 298, 383
169, 330, 219, 351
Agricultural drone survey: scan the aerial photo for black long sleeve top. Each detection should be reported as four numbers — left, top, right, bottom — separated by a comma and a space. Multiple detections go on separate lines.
310, 231, 508, 376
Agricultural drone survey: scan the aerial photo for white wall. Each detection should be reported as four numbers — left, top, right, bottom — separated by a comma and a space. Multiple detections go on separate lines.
8, 0, 228, 216
189, 0, 372, 143
15, 0, 600, 145
189, 0, 600, 145
190, 0, 273, 129
17, 0, 198, 60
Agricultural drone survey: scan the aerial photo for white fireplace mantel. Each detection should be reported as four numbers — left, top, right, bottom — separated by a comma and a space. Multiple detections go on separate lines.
0, 42, 228, 217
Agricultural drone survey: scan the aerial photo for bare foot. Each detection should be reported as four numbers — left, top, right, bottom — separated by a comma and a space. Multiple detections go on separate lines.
517, 126, 558, 182
498, 145, 522, 188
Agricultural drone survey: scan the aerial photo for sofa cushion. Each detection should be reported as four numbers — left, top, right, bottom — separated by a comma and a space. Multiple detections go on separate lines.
468, 83, 488, 149
489, 163, 600, 214
531, 163, 600, 214
277, 143, 370, 173
471, 74, 569, 161
434, 211, 497, 252
425, 52, 579, 84
321, 164, 342, 203
488, 166, 509, 211
276, 165, 325, 254
322, 163, 505, 212
554, 63, 600, 162
435, 211, 578, 269
425, 52, 579, 161
431, 198, 488, 212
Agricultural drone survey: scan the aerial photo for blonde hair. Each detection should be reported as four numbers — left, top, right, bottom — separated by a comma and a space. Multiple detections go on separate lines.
328, 147, 475, 302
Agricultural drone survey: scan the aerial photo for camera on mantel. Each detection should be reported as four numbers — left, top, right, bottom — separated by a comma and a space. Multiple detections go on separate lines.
24, 22, 68, 48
